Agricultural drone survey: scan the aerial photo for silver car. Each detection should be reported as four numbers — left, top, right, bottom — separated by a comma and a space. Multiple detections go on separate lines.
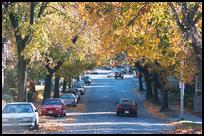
72, 83, 85, 95
2, 102, 39, 129
60, 94, 77, 107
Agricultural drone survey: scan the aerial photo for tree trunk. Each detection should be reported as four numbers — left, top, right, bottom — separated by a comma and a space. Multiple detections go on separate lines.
191, 27, 202, 94
43, 74, 53, 100
62, 79, 67, 93
160, 87, 168, 111
53, 75, 60, 98
68, 79, 72, 89
159, 74, 169, 112
138, 71, 144, 91
17, 56, 27, 102
143, 67, 153, 99
152, 73, 160, 104
77, 76, 80, 81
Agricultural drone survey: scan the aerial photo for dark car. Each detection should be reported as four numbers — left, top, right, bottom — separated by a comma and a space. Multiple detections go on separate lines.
115, 71, 124, 79
116, 98, 137, 117
41, 98, 66, 117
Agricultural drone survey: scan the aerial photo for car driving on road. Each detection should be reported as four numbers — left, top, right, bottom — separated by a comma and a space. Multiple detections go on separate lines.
2, 102, 39, 130
116, 98, 137, 117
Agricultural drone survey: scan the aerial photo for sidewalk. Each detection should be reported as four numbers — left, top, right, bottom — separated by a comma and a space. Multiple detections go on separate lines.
134, 88, 202, 124
166, 106, 202, 124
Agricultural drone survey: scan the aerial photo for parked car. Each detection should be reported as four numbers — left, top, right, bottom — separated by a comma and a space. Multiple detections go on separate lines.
115, 71, 124, 79
107, 71, 115, 78
2, 102, 39, 129
116, 98, 137, 117
72, 83, 85, 95
77, 80, 85, 88
65, 88, 81, 103
82, 76, 92, 85
60, 94, 77, 107
41, 98, 66, 117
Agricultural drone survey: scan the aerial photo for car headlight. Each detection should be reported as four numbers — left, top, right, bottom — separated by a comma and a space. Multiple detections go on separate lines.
22, 117, 33, 121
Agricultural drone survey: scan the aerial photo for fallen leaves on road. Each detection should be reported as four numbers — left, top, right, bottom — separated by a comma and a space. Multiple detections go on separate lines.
143, 100, 168, 119
166, 121, 202, 134
68, 102, 86, 113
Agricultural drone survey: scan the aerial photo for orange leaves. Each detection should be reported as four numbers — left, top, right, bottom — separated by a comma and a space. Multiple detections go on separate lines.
143, 100, 168, 119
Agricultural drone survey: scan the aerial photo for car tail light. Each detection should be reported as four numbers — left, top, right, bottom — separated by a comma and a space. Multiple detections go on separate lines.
117, 105, 122, 109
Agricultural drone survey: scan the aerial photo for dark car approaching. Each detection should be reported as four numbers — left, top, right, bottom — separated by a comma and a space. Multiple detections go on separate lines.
41, 98, 66, 117
115, 71, 124, 79
116, 98, 137, 117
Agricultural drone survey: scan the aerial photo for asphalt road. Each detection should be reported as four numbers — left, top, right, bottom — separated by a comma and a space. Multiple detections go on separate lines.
59, 72, 174, 134
2, 70, 174, 134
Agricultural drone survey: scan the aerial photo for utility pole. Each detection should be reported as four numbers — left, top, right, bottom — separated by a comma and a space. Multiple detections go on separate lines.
179, 80, 185, 120
179, 58, 185, 120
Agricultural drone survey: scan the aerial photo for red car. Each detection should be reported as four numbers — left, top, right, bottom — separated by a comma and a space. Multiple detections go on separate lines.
116, 98, 137, 117
41, 98, 66, 117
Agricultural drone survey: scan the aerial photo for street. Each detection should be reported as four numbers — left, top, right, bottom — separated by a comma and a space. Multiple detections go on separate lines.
56, 71, 174, 134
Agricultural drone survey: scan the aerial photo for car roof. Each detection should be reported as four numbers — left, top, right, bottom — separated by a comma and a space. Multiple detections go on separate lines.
45, 98, 62, 100
62, 94, 74, 96
120, 98, 135, 103
6, 102, 33, 105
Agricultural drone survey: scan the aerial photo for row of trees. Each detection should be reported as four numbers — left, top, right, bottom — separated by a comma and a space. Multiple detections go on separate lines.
2, 3, 202, 111
2, 2, 100, 101
77, 2, 202, 111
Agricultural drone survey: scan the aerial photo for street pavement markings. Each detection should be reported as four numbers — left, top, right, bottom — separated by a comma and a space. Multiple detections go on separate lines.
66, 112, 116, 116
58, 121, 173, 127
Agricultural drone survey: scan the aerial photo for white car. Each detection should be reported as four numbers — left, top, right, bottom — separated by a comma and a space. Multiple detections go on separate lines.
107, 71, 115, 78
2, 102, 39, 129
72, 83, 85, 95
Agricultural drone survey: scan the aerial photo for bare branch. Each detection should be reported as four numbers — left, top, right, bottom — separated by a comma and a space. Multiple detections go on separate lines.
38, 2, 48, 18
168, 2, 184, 31
127, 4, 148, 27
46, 5, 78, 24
30, 2, 35, 25
193, 12, 202, 26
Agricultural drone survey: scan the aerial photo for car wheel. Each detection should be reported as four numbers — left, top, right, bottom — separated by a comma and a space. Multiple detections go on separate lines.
30, 119, 38, 130
133, 112, 137, 117
73, 104, 77, 107
116, 111, 120, 116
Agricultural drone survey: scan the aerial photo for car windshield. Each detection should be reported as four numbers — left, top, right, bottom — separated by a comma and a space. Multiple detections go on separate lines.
120, 99, 135, 105
43, 99, 62, 105
61, 95, 74, 99
67, 91, 77, 96
3, 104, 33, 113
83, 76, 90, 79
